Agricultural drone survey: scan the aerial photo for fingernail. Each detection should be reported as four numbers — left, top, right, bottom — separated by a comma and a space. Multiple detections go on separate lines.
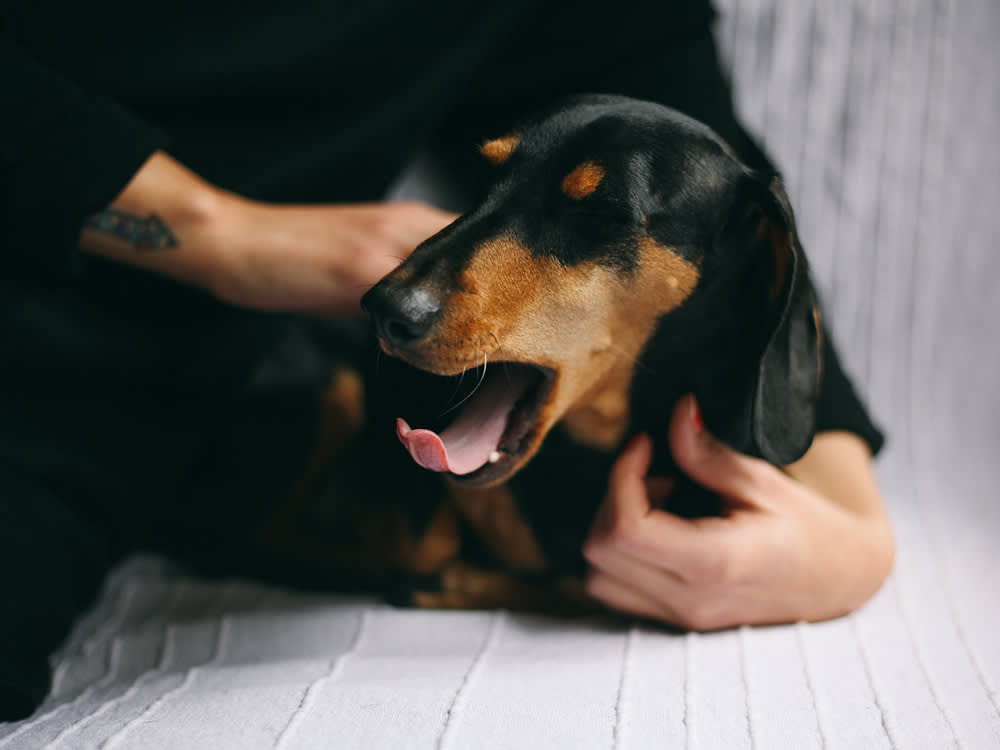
690, 397, 703, 432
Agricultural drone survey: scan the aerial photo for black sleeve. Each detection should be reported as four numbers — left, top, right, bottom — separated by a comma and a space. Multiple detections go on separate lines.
814, 321, 885, 455
0, 35, 168, 271
0, 462, 120, 721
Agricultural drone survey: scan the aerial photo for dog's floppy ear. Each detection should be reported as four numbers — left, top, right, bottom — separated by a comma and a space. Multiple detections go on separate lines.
703, 174, 821, 465
751, 175, 821, 463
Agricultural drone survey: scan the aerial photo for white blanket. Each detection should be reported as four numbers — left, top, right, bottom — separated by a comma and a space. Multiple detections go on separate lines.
3, 0, 998, 747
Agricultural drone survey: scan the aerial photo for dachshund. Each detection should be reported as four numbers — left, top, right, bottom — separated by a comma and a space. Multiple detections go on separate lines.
248, 94, 821, 612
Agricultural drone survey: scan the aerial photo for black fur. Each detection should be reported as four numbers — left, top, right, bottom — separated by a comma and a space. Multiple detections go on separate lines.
362, 95, 820, 576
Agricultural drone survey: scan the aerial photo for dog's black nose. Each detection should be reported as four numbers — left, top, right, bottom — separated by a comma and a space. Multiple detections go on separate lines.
361, 284, 442, 348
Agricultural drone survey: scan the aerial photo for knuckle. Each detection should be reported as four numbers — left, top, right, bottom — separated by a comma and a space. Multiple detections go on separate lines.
606, 517, 643, 551
594, 499, 643, 552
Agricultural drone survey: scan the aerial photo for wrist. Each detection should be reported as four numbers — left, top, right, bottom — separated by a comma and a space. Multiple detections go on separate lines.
784, 431, 895, 615
79, 150, 232, 292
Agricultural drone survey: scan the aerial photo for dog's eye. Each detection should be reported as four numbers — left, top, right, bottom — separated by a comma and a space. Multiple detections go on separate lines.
565, 203, 634, 229
556, 206, 636, 250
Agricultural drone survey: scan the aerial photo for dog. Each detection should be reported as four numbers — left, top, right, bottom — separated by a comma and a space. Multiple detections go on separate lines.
249, 94, 821, 612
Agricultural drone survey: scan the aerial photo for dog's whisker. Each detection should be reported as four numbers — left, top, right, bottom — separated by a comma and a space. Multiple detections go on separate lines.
439, 352, 489, 417
488, 331, 508, 362
445, 363, 469, 406
478, 350, 488, 387
487, 331, 515, 385
367, 337, 385, 377
469, 350, 489, 397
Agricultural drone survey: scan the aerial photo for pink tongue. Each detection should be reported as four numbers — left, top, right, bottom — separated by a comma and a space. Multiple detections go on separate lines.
396, 367, 534, 475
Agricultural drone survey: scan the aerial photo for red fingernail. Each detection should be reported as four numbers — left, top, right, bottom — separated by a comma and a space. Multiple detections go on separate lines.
690, 397, 703, 431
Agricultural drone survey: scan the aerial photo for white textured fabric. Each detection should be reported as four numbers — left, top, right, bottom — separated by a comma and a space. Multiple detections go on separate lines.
3, 1, 999, 747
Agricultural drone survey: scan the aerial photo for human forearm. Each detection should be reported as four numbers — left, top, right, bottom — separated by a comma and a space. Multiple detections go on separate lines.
79, 150, 225, 290
78, 151, 458, 315
784, 431, 895, 609
785, 432, 888, 522
2, 36, 167, 268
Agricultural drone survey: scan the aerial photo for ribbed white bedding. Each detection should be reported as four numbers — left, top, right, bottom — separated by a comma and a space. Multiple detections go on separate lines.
3, 0, 998, 747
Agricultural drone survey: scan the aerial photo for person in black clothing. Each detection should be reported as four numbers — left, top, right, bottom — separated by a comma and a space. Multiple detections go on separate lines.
0, 0, 891, 721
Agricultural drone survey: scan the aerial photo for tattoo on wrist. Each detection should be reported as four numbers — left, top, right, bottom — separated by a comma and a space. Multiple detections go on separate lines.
84, 208, 179, 250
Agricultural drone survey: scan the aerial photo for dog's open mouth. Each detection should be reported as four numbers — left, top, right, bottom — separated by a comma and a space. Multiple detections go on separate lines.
395, 362, 555, 485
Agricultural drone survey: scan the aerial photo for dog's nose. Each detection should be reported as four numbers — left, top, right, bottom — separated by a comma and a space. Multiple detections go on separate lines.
361, 284, 442, 348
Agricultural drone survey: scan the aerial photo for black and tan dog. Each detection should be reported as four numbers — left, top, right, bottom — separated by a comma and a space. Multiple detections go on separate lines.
252, 94, 821, 612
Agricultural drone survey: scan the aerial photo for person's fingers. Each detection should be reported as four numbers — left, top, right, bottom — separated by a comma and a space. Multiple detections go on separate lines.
330, 204, 456, 310
584, 536, 685, 589
585, 570, 674, 622
412, 203, 459, 231
668, 394, 783, 506
602, 433, 690, 531
588, 437, 739, 580
608, 433, 655, 513
385, 202, 458, 248
585, 501, 746, 592
586, 435, 648, 551
585, 568, 732, 631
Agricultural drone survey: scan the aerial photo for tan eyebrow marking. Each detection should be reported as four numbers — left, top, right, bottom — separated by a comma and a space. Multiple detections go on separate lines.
561, 161, 605, 199
480, 133, 519, 164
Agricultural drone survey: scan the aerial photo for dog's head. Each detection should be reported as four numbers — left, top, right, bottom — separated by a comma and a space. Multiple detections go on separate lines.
362, 95, 820, 487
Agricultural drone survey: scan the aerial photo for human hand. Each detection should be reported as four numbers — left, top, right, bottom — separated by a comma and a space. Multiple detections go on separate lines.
81, 151, 457, 315
207, 197, 457, 316
583, 395, 894, 630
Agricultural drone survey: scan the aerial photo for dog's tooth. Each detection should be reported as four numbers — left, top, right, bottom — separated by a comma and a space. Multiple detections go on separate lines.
489, 450, 503, 464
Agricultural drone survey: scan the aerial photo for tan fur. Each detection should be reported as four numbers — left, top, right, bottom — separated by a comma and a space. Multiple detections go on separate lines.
265, 368, 366, 535
398, 503, 462, 576
480, 133, 519, 165
448, 484, 548, 572
561, 161, 605, 199
411, 562, 598, 613
380, 234, 698, 479
561, 236, 699, 448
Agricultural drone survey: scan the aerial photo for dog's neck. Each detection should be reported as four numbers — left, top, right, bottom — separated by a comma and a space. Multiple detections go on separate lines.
629, 282, 767, 458
560, 358, 636, 450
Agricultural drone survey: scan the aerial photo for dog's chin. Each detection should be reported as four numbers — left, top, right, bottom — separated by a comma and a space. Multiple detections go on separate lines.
393, 360, 558, 487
